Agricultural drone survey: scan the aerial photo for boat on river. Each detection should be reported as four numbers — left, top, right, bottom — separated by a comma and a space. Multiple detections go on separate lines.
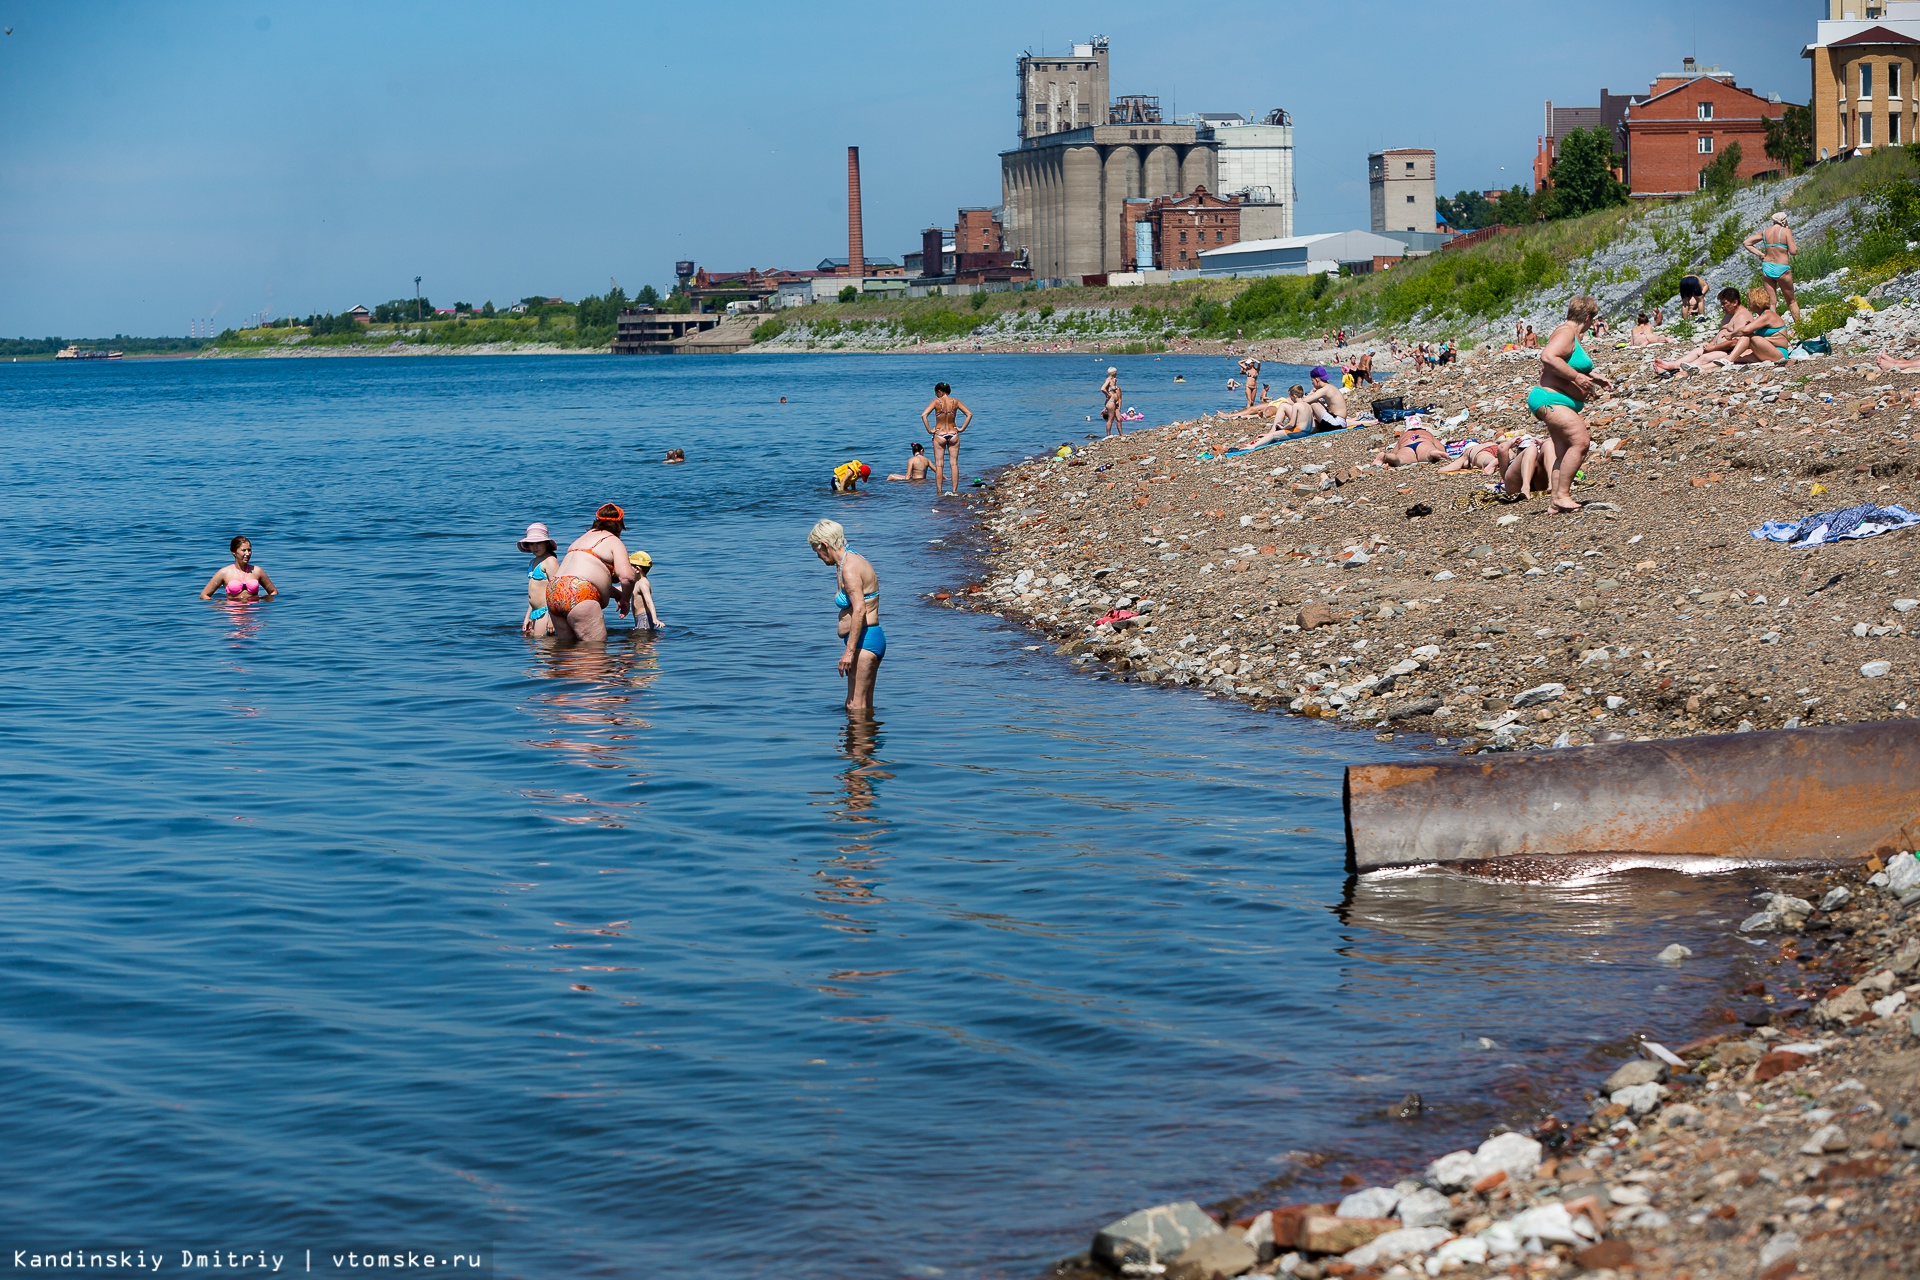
54, 345, 122, 361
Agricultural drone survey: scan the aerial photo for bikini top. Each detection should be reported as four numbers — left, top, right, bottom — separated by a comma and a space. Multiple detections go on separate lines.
1567, 339, 1594, 374
226, 579, 260, 595
834, 588, 879, 609
528, 564, 549, 581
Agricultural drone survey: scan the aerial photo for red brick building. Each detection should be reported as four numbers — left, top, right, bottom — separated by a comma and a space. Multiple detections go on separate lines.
1123, 187, 1241, 271
956, 208, 1002, 254
1622, 59, 1792, 197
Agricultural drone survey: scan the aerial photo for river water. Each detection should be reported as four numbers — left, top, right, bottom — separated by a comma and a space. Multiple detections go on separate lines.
1, 354, 1769, 1277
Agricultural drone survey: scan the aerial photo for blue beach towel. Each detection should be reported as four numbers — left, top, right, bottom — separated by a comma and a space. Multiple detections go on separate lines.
1199, 425, 1358, 461
1751, 503, 1920, 546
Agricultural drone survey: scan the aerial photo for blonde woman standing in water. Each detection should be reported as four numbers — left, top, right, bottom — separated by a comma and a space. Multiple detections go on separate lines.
808, 519, 883, 711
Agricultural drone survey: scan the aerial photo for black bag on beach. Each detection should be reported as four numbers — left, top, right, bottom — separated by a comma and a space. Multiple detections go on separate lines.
1370, 396, 1405, 417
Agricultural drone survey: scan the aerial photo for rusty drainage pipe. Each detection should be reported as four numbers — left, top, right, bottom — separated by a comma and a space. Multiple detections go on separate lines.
1345, 720, 1920, 873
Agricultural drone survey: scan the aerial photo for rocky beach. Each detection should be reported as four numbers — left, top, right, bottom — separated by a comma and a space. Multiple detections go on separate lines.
943, 310, 1920, 1280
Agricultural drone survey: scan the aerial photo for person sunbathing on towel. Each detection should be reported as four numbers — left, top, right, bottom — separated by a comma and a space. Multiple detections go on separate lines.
1373, 417, 1447, 467
1302, 367, 1349, 430
1877, 353, 1920, 370
1232, 386, 1314, 449
1436, 439, 1507, 476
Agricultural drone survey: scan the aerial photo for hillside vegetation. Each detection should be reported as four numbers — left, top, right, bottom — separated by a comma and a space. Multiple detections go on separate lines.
752, 149, 1920, 352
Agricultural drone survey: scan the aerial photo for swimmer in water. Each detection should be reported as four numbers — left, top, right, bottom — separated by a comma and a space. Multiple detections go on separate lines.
518, 522, 560, 637
920, 381, 972, 496
831, 460, 871, 493
663, 448, 685, 464
808, 518, 883, 711
200, 535, 277, 601
888, 441, 934, 482
627, 550, 662, 629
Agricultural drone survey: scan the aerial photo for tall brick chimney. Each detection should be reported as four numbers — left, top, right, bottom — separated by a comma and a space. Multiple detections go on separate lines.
847, 146, 865, 280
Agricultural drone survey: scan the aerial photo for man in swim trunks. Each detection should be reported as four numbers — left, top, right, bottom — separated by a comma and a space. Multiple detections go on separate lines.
549, 503, 638, 644
887, 442, 935, 482
1744, 210, 1800, 324
1302, 367, 1349, 431
920, 381, 972, 495
1355, 350, 1375, 384
1373, 417, 1448, 467
1239, 358, 1261, 410
1100, 367, 1124, 438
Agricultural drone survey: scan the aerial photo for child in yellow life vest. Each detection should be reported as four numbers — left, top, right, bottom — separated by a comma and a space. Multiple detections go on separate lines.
831, 460, 871, 493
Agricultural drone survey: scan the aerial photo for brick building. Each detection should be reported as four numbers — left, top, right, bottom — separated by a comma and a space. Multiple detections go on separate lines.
1122, 187, 1241, 271
1622, 59, 1791, 196
956, 208, 1002, 253
1804, 5, 1920, 159
1533, 92, 1638, 189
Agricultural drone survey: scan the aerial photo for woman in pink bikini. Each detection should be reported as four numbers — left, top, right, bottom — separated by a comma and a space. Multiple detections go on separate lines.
199, 535, 278, 601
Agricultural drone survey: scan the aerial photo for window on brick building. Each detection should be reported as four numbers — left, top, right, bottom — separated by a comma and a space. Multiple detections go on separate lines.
1216, 230, 1224, 242
1895, 112, 1904, 144
1698, 102, 1713, 120
1863, 112, 1875, 146
1698, 136, 1714, 153
1843, 116, 1850, 147
1862, 64, 1874, 98
1179, 230, 1187, 243
1893, 65, 1903, 97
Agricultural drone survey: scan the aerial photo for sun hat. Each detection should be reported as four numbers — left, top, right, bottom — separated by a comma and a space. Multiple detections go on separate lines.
595, 502, 625, 524
517, 522, 551, 551
628, 550, 652, 569
1772, 211, 1790, 224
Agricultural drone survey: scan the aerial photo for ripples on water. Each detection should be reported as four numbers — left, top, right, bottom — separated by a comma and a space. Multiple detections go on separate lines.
0, 355, 1773, 1277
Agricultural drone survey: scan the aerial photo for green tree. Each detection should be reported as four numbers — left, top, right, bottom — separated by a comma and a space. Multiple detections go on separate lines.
1439, 189, 1495, 231
1550, 127, 1629, 217
838, 285, 858, 303
1492, 184, 1534, 226
481, 300, 495, 317
636, 284, 660, 306
1699, 140, 1745, 195
1764, 105, 1814, 176
970, 288, 989, 310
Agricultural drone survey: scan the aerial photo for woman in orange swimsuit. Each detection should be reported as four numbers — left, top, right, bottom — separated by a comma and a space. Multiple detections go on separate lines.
548, 503, 637, 644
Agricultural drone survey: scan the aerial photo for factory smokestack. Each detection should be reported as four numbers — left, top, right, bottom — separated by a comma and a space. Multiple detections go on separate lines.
847, 146, 865, 281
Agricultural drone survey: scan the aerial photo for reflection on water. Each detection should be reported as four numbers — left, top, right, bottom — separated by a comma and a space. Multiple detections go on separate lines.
519, 634, 659, 827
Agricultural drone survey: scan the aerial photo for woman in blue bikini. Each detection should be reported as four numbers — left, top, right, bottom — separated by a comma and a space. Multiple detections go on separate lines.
1525, 295, 1611, 515
808, 518, 884, 711
518, 522, 561, 636
1744, 211, 1799, 325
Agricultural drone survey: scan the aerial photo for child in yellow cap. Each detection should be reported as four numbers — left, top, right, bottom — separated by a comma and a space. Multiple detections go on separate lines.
628, 551, 662, 629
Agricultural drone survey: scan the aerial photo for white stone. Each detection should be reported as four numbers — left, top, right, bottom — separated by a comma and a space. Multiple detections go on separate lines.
1872, 989, 1908, 1019
1343, 1227, 1453, 1269
1428, 1237, 1488, 1273
1433, 570, 1456, 581
1510, 682, 1566, 709
1606, 695, 1627, 710
1473, 1132, 1543, 1181
1496, 514, 1520, 526
1411, 645, 1442, 659
1820, 886, 1851, 910
1894, 599, 1919, 612
1338, 1187, 1401, 1219
1800, 1124, 1848, 1155
1887, 851, 1920, 893
1424, 1150, 1481, 1192
1612, 1082, 1667, 1114
1862, 659, 1893, 678
1760, 1232, 1801, 1269
1655, 944, 1693, 964
1396, 1188, 1453, 1229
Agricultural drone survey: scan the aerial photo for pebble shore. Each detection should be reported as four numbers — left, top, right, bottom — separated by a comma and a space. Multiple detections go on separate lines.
942, 310, 1920, 1279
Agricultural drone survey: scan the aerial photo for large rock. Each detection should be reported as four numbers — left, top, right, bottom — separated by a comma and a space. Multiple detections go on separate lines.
1340, 1226, 1453, 1269
1426, 1131, 1543, 1190
1813, 986, 1870, 1026
1336, 1186, 1400, 1219
1165, 1232, 1257, 1280
1886, 851, 1920, 893
1093, 1201, 1221, 1271
1610, 1082, 1667, 1115
1603, 1059, 1665, 1093
1299, 1215, 1400, 1255
1395, 1187, 1453, 1229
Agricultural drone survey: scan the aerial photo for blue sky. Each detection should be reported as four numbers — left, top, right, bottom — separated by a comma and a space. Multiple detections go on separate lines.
2, 1, 1818, 336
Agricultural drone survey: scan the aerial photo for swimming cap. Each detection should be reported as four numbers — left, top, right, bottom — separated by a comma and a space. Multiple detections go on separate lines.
628, 550, 652, 569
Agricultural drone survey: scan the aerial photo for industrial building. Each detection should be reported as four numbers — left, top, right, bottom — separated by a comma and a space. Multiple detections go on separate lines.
1369, 149, 1436, 236
1195, 230, 1411, 279
1121, 188, 1241, 271
1205, 109, 1296, 240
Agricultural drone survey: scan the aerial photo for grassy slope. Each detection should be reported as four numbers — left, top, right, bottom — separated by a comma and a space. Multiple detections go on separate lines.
210, 313, 604, 353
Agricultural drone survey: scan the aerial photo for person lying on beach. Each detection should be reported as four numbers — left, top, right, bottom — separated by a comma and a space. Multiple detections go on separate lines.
888, 442, 935, 482
1436, 439, 1507, 476
1876, 353, 1920, 370
200, 535, 277, 601
1629, 313, 1669, 346
1503, 433, 1558, 496
1725, 288, 1791, 365
627, 550, 662, 629
549, 504, 637, 644
832, 460, 871, 493
1373, 418, 1448, 467
518, 522, 559, 637
1230, 387, 1313, 448
1302, 367, 1350, 430
1655, 288, 1751, 374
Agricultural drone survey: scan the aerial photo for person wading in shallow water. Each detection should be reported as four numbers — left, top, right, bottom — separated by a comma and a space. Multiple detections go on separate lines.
808, 518, 883, 712
920, 381, 972, 496
548, 503, 637, 643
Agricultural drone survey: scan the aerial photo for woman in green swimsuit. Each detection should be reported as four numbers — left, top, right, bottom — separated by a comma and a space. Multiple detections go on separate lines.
1743, 211, 1799, 325
1526, 295, 1610, 515
1727, 287, 1791, 365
